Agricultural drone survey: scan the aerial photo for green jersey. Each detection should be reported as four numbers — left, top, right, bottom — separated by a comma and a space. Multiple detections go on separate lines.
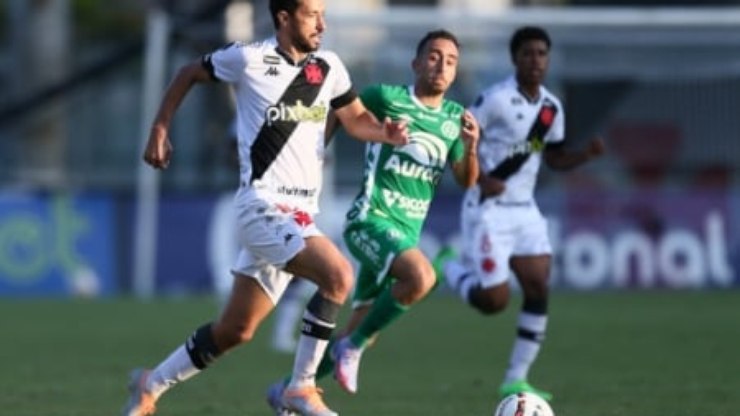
346, 84, 466, 236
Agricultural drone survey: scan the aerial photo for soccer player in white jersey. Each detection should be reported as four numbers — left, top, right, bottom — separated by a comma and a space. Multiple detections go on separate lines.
434, 26, 605, 401
121, 1, 408, 415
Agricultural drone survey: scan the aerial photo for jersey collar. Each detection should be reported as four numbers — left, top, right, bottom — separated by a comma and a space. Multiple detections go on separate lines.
508, 75, 543, 105
274, 44, 314, 67
407, 85, 442, 112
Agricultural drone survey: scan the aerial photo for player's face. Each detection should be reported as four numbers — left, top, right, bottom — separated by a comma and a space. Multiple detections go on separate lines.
513, 39, 549, 86
413, 38, 459, 95
284, 0, 326, 53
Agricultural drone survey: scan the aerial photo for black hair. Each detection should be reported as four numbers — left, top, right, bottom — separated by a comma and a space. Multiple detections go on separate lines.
269, 0, 300, 30
415, 29, 460, 58
509, 26, 551, 60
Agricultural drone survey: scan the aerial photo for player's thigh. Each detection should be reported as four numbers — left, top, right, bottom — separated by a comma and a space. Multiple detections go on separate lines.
510, 211, 552, 296
284, 235, 353, 302
510, 254, 551, 297
463, 217, 515, 289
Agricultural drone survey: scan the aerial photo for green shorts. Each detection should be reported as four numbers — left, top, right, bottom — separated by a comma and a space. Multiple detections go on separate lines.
342, 217, 417, 305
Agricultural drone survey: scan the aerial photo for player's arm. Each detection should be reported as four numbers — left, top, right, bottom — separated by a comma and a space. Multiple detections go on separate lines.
451, 110, 480, 188
324, 110, 340, 147
144, 60, 214, 169
332, 98, 409, 146
543, 136, 605, 171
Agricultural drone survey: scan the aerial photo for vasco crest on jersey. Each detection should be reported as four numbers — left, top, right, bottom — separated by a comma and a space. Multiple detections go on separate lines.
304, 61, 324, 85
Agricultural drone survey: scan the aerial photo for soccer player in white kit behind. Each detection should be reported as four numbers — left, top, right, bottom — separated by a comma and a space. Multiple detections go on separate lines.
121, 1, 408, 416
435, 26, 605, 401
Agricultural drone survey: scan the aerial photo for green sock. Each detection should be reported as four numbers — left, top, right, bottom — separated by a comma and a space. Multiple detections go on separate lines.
349, 287, 410, 348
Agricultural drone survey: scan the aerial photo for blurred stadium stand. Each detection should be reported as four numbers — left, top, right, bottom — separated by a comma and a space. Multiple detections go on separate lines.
1, 0, 738, 193
0, 0, 738, 296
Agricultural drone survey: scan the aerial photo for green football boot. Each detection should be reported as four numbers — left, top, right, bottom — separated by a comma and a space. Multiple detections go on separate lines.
499, 379, 553, 402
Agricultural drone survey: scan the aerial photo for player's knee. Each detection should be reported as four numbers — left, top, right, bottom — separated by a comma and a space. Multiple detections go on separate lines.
414, 270, 437, 298
320, 257, 354, 301
473, 292, 509, 315
396, 267, 436, 305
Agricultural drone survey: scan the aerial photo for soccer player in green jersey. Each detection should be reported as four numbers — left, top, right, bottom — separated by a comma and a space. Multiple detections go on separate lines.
267, 28, 479, 412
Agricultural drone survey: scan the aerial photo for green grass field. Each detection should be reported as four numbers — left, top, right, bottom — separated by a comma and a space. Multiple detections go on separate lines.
1, 290, 738, 416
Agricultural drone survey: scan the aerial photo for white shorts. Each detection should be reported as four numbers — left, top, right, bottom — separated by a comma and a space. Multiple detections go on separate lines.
460, 190, 552, 289
230, 187, 323, 304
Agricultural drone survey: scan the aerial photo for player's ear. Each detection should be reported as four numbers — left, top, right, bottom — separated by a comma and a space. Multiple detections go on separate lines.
277, 10, 290, 29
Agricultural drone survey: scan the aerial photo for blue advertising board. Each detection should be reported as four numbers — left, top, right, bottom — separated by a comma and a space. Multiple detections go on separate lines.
0, 193, 117, 296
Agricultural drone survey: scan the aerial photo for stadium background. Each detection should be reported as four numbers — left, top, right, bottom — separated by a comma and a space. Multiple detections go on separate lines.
1, 2, 739, 415
0, 0, 737, 297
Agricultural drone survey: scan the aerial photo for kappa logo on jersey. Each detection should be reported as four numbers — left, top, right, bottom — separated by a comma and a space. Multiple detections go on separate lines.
264, 66, 279, 76
304, 62, 324, 85
265, 100, 327, 126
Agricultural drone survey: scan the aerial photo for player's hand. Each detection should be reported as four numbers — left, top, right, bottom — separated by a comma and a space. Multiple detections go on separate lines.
143, 124, 173, 169
382, 117, 409, 146
587, 137, 606, 159
480, 175, 506, 198
460, 110, 480, 149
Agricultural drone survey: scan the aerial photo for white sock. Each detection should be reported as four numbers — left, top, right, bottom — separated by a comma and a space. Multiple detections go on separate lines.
287, 310, 334, 389
146, 345, 201, 399
444, 259, 478, 302
504, 312, 548, 383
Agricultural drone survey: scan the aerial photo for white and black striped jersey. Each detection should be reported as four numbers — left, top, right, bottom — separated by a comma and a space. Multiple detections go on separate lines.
203, 37, 357, 213
468, 76, 565, 204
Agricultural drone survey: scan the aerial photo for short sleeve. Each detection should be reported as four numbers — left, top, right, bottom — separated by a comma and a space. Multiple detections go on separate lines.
358, 85, 385, 119
204, 42, 248, 83
447, 137, 465, 164
468, 92, 493, 133
547, 101, 566, 144
329, 53, 352, 98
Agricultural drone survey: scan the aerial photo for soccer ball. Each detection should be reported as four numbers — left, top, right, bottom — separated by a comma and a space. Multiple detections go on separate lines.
493, 392, 554, 416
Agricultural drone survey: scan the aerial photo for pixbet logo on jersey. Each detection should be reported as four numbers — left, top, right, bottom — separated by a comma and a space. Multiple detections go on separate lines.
265, 100, 327, 126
